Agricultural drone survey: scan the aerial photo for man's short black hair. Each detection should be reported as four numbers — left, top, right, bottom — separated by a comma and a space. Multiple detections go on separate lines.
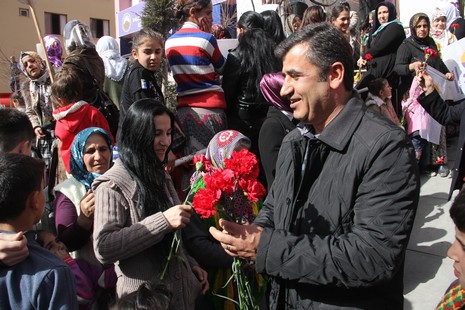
275, 22, 354, 91
0, 109, 34, 152
0, 153, 44, 221
451, 188, 465, 233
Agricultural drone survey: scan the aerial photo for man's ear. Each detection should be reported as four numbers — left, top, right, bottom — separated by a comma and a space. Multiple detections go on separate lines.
27, 190, 44, 224
329, 62, 345, 89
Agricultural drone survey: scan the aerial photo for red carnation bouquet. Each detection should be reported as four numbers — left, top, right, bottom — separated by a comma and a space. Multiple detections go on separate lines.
190, 149, 266, 309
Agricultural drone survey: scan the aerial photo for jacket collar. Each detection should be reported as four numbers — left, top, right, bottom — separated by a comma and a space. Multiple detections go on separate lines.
316, 93, 366, 152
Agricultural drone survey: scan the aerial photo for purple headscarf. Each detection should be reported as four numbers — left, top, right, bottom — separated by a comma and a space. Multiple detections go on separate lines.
43, 35, 63, 68
260, 72, 292, 112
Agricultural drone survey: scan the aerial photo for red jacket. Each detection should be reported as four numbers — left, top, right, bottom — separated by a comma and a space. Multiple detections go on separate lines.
53, 101, 112, 173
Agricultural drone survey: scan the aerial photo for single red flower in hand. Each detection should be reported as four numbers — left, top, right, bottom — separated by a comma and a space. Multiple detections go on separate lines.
451, 23, 459, 29
364, 53, 373, 61
425, 48, 438, 59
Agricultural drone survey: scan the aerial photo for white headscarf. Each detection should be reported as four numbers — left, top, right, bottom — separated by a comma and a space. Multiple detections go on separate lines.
95, 36, 128, 82
439, 1, 462, 29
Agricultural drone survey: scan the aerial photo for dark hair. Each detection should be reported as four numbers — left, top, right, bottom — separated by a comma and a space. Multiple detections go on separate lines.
0, 109, 34, 153
0, 153, 44, 221
451, 188, 465, 232
132, 28, 164, 52
51, 65, 87, 108
275, 22, 354, 91
301, 5, 327, 28
10, 92, 24, 106
237, 11, 265, 31
368, 78, 388, 96
118, 98, 175, 217
260, 10, 286, 44
111, 282, 172, 310
174, 0, 211, 23
330, 5, 350, 22
235, 28, 282, 103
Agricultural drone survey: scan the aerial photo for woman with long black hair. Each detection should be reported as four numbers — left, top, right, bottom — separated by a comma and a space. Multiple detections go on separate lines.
222, 11, 281, 156
92, 98, 208, 308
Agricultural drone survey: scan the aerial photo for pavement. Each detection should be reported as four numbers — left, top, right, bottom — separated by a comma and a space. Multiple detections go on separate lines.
404, 136, 459, 309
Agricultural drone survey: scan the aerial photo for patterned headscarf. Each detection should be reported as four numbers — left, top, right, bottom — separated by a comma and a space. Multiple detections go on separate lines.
260, 72, 291, 112
96, 36, 128, 82
205, 130, 251, 169
70, 127, 113, 190
43, 35, 63, 68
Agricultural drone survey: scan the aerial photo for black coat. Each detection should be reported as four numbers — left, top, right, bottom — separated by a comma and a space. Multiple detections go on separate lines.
254, 95, 419, 309
258, 107, 296, 191
418, 90, 465, 200
362, 22, 406, 83
395, 37, 450, 99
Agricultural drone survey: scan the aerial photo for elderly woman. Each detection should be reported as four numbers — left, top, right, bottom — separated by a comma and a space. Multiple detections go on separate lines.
92, 98, 208, 307
54, 127, 113, 267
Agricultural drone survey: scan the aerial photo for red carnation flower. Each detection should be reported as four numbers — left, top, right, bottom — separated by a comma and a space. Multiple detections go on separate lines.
451, 23, 459, 29
425, 48, 438, 59
436, 156, 445, 165
224, 149, 259, 179
239, 178, 266, 203
193, 154, 211, 172
364, 53, 373, 61
192, 187, 220, 218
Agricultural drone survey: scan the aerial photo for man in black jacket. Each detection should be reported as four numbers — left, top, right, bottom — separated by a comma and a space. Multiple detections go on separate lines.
210, 23, 420, 309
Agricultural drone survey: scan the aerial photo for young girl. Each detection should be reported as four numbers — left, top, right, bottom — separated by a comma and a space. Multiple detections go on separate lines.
120, 28, 164, 128
365, 78, 400, 126
36, 230, 116, 310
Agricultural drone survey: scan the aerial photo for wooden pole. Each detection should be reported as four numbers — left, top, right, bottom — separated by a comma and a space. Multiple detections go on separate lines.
27, 0, 54, 83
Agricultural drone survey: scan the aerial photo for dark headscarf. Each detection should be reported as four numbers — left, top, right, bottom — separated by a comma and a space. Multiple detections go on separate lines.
409, 13, 434, 45
372, 2, 398, 35
70, 127, 113, 190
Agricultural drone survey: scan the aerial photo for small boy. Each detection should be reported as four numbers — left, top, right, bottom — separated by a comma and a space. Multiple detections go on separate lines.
0, 153, 78, 309
0, 108, 35, 155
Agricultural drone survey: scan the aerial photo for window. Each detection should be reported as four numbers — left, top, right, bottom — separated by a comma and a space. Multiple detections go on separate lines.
44, 12, 67, 35
19, 8, 29, 17
90, 18, 110, 38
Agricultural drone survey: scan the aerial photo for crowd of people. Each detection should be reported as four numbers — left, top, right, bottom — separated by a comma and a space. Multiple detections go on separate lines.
1, 0, 465, 309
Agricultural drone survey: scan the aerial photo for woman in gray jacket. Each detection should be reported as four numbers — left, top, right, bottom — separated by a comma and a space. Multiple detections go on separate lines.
92, 98, 208, 308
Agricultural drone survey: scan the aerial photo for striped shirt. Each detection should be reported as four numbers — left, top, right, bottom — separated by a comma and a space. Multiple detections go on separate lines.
166, 22, 226, 108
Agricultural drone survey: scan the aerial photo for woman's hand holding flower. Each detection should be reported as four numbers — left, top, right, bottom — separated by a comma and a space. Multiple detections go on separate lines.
163, 204, 192, 229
